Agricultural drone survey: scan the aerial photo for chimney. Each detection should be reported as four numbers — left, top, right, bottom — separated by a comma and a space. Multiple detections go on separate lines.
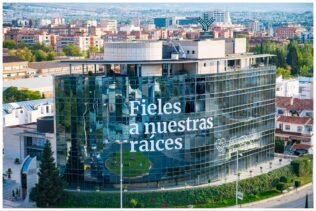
290, 97, 294, 105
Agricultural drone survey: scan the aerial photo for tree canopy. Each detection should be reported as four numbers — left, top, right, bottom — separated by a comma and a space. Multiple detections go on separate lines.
62, 44, 82, 56
3, 39, 17, 49
255, 39, 313, 77
3, 87, 42, 103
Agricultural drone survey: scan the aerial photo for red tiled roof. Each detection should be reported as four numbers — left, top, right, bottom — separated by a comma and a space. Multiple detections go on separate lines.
276, 96, 313, 111
277, 116, 312, 125
291, 144, 313, 151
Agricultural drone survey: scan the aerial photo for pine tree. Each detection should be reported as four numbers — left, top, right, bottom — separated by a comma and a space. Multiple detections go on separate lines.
30, 141, 64, 207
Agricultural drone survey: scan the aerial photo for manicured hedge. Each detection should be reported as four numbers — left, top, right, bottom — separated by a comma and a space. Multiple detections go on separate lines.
56, 156, 312, 208
291, 156, 312, 177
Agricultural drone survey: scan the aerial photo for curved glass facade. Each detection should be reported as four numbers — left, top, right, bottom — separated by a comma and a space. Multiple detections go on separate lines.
55, 66, 276, 190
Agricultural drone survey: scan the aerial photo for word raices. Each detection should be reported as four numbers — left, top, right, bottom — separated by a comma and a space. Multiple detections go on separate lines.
129, 137, 183, 152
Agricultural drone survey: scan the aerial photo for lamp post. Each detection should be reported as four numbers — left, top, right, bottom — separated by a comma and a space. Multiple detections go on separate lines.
115, 140, 128, 209
236, 150, 243, 207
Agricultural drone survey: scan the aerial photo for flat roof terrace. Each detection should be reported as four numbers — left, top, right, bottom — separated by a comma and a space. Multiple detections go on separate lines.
59, 53, 274, 65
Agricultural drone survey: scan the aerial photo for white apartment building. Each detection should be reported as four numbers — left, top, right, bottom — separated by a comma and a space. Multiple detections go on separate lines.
3, 98, 54, 127
56, 36, 103, 52
119, 25, 141, 33
16, 34, 53, 46
207, 10, 232, 24
100, 19, 118, 32
276, 116, 313, 144
276, 75, 299, 97
299, 77, 313, 99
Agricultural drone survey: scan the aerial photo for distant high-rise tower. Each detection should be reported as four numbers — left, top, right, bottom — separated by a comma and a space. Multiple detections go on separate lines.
207, 10, 231, 24
248, 20, 260, 32
268, 23, 274, 37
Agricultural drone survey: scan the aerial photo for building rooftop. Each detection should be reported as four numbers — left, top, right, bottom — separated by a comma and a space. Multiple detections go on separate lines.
3, 56, 25, 63
59, 53, 274, 65
28, 61, 71, 69
3, 98, 53, 115
277, 116, 313, 125
276, 96, 313, 111
291, 144, 313, 151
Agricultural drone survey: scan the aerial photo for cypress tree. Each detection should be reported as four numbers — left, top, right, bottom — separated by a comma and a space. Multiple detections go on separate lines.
305, 193, 309, 208
30, 141, 64, 207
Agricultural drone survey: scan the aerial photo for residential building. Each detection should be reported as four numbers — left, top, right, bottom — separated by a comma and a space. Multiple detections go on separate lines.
3, 56, 36, 80
56, 36, 103, 52
276, 116, 313, 145
100, 19, 118, 32
275, 96, 313, 148
276, 96, 313, 118
275, 75, 299, 98
298, 31, 313, 43
275, 25, 306, 39
28, 61, 97, 76
3, 98, 54, 127
299, 77, 313, 99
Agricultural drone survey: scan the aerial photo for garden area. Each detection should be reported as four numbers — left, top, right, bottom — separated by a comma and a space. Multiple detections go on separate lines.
105, 151, 151, 178
56, 155, 313, 208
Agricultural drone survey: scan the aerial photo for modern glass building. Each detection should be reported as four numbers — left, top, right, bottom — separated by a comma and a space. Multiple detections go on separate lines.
55, 39, 276, 190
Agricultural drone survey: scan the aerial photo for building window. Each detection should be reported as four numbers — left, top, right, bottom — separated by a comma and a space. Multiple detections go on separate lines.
46, 106, 49, 113
285, 125, 290, 130
297, 126, 302, 133
306, 126, 313, 132
187, 50, 190, 54
204, 63, 206, 67
277, 109, 284, 115
192, 50, 195, 54
20, 110, 23, 114
306, 112, 313, 117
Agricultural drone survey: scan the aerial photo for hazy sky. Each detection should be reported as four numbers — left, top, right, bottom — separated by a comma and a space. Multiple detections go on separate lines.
4, 3, 313, 12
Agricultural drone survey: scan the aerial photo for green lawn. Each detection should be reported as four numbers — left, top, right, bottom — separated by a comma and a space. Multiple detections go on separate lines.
105, 151, 151, 177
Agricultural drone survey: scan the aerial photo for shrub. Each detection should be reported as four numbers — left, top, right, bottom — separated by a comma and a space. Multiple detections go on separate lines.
271, 178, 280, 187
55, 162, 312, 208
279, 176, 288, 183
294, 180, 301, 188
130, 198, 138, 208
276, 183, 286, 192
291, 157, 312, 177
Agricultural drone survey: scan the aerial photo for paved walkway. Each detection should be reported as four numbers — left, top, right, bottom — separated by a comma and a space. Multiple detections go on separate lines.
3, 156, 36, 208
239, 183, 313, 208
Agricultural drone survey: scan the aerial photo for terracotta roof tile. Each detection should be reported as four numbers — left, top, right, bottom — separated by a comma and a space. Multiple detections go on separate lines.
276, 96, 313, 111
277, 116, 312, 125
291, 144, 313, 150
